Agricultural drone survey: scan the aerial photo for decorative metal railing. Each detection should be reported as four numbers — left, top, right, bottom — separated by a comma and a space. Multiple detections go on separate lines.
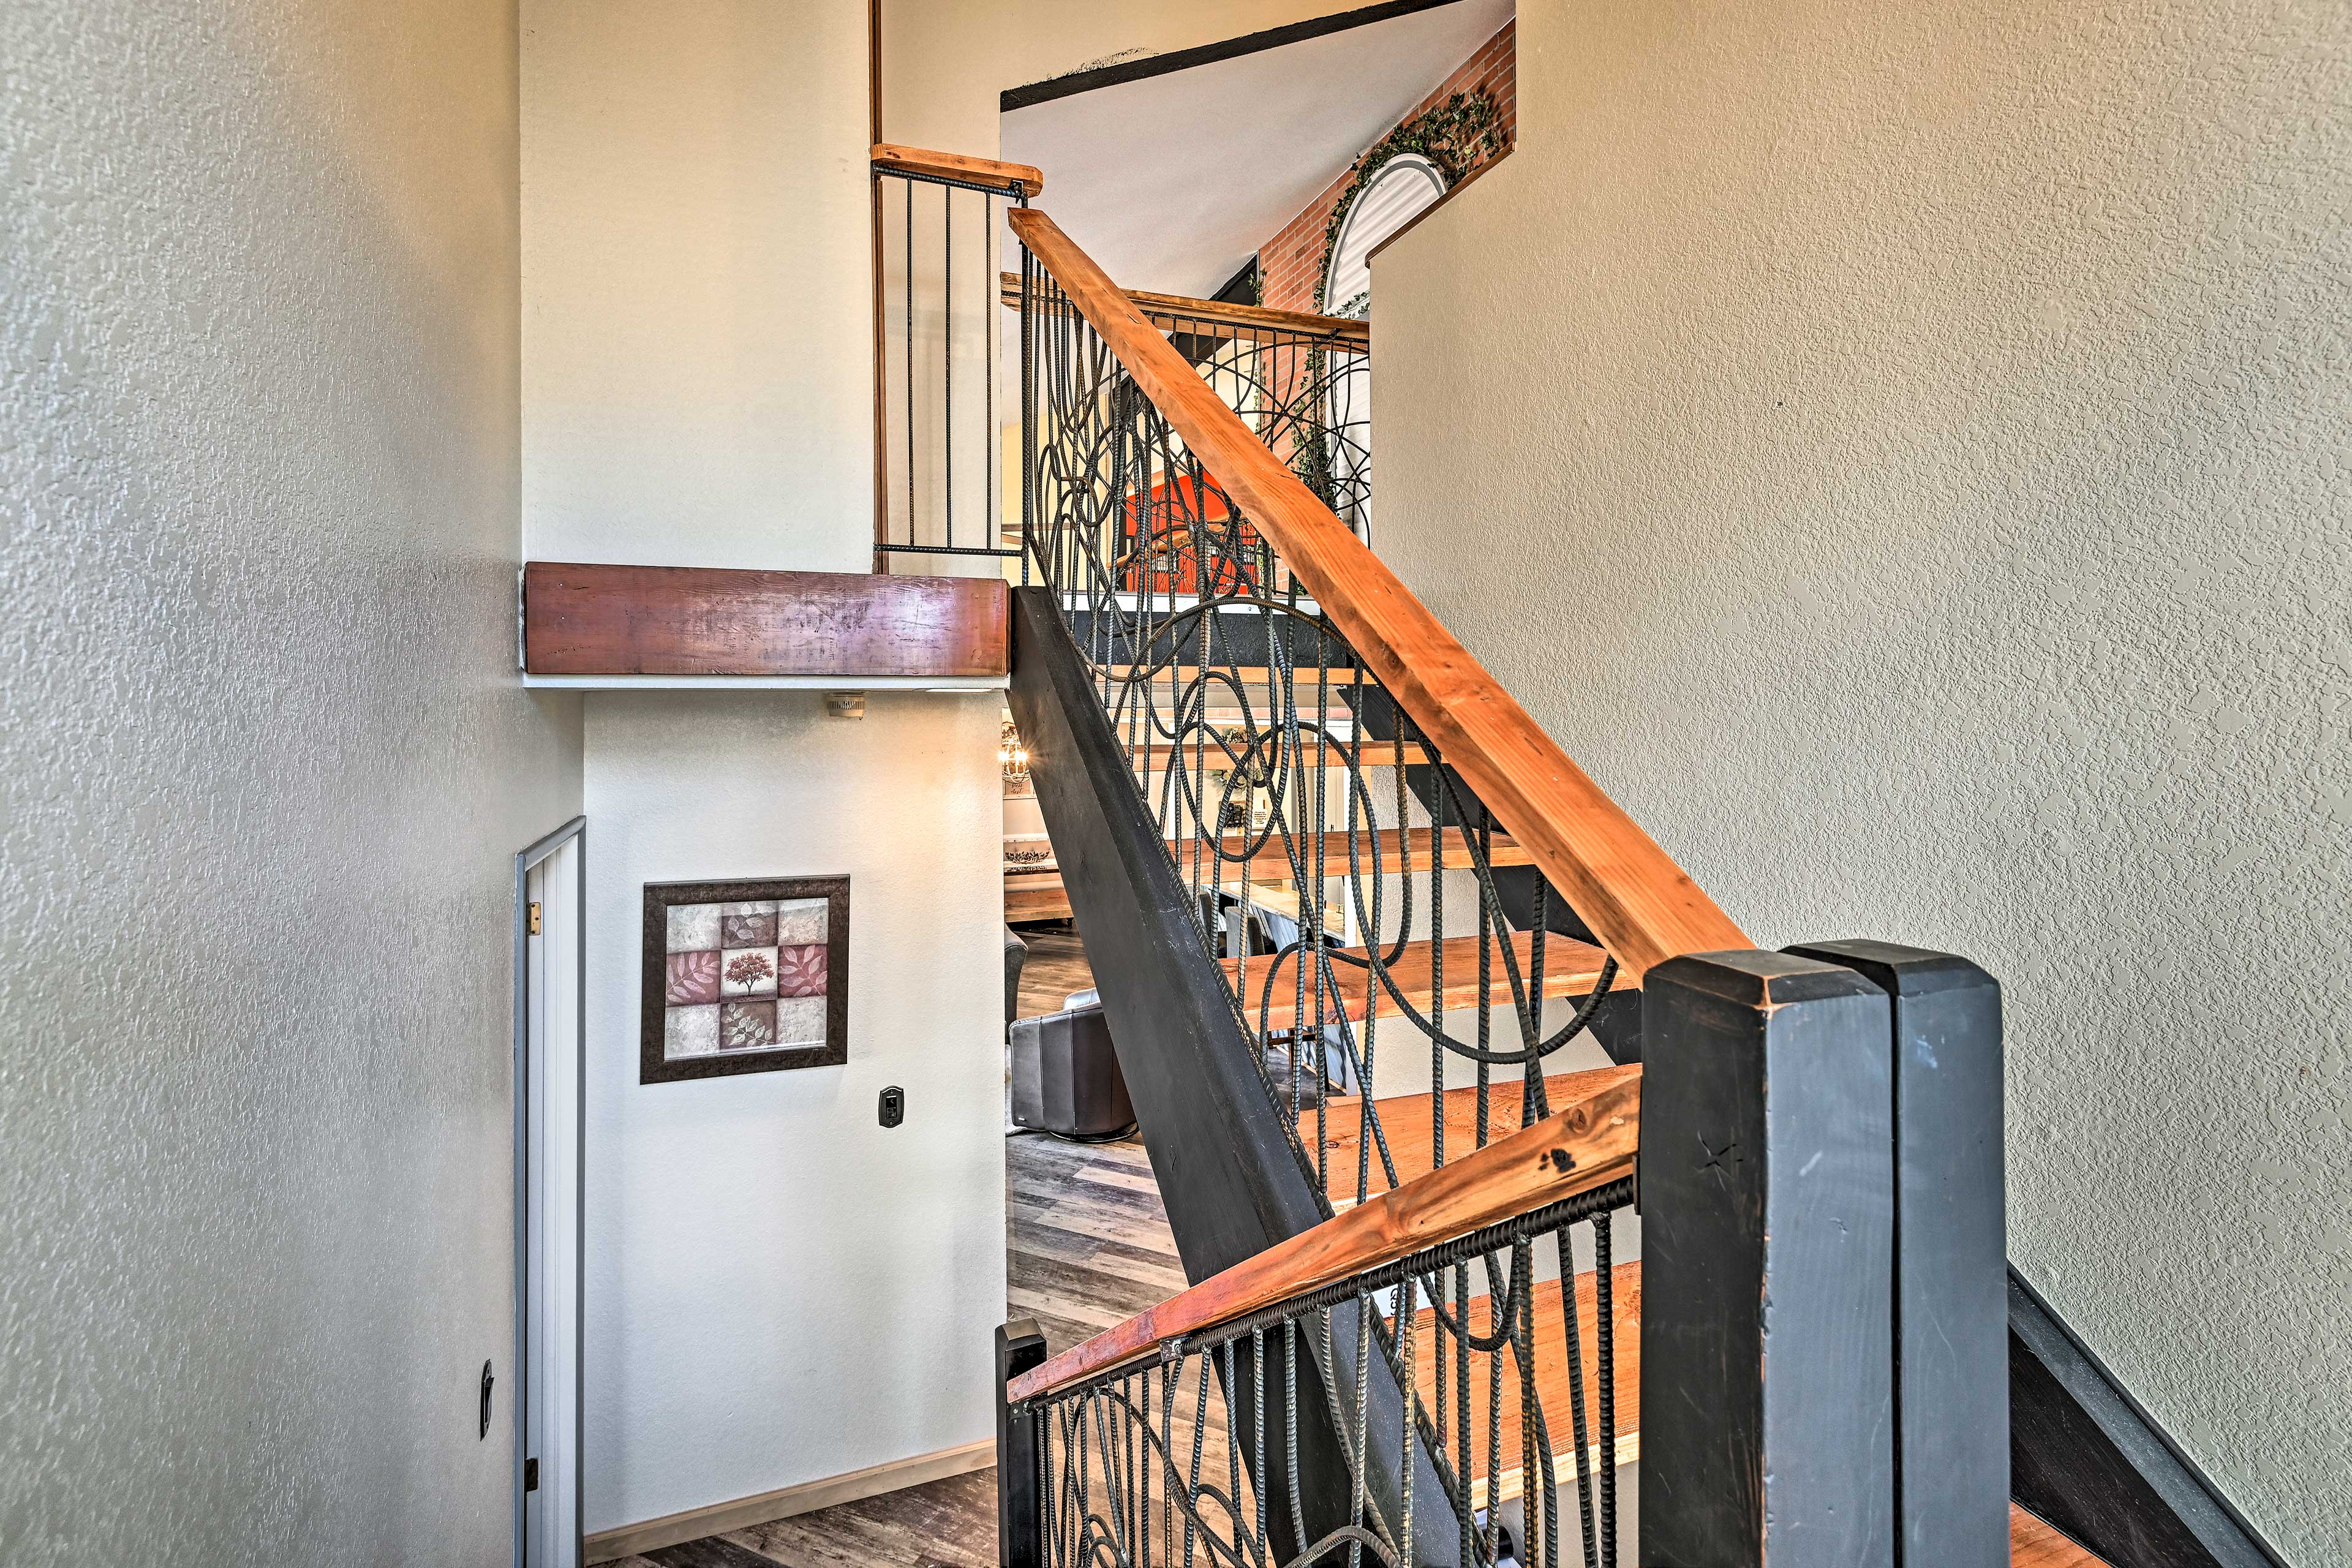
1003, 201, 2010, 1568
997, 274, 1373, 548
1025, 1187, 1632, 1568
1016, 234, 1623, 1226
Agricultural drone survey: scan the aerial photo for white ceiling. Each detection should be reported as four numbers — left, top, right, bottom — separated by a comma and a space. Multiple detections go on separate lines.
1000, 0, 1513, 300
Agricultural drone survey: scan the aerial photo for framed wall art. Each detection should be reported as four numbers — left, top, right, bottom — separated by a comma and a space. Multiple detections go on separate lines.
642, 876, 849, 1084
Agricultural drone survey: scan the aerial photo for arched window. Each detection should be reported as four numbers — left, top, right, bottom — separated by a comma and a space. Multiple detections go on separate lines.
1320, 154, 1446, 538
1323, 153, 1446, 318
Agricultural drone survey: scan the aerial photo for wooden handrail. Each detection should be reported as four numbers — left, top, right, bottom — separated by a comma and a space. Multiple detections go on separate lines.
1009, 1068, 1640, 1404
870, 142, 1043, 198
1009, 206, 1751, 980
998, 271, 1368, 350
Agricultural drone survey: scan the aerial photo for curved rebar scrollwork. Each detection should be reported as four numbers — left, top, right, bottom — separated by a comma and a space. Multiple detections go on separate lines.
1025, 1191, 1633, 1568
1019, 253, 1619, 1215
1017, 246, 1634, 1568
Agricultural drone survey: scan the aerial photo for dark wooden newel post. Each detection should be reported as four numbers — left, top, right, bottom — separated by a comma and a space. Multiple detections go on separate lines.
1640, 950, 1897, 1567
1789, 941, 2008, 1566
996, 1319, 1047, 1568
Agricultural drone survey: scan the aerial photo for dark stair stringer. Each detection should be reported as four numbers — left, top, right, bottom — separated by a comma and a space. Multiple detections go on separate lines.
1009, 586, 1466, 1566
2008, 1270, 2286, 1568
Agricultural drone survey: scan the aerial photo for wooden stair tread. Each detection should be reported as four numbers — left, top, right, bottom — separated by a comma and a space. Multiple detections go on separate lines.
997, 827, 1524, 926
1130, 738, 1431, 771
1175, 827, 1532, 881
1107, 665, 1359, 684
1021, 830, 1526, 885
1387, 1259, 1642, 1507
1223, 930, 1622, 1034
2009, 1506, 2114, 1567
1008, 829, 1529, 925
1303, 1066, 1642, 1208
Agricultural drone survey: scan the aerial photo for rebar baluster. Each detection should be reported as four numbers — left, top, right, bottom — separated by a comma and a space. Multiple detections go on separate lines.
931, 189, 941, 550
904, 178, 914, 549
1455, 1264, 1472, 1568
983, 191, 994, 559
1251, 1325, 1268, 1562
1348, 1295, 1371, 1568
1223, 1338, 1245, 1564
1477, 819, 1493, 1154
1397, 1280, 1418, 1568
1284, 1319, 1307, 1561
1593, 1214, 1618, 1568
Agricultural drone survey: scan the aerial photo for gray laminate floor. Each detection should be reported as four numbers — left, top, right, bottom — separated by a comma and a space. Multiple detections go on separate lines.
614, 1122, 1182, 1566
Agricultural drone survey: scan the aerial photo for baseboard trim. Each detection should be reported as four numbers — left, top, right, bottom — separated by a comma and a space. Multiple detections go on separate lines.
583, 1438, 996, 1564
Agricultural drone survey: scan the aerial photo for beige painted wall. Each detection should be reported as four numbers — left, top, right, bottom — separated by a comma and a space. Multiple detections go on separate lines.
1373, 0, 2350, 1556
521, 1, 1006, 1534
2, 0, 582, 1561
523, 0, 873, 571
579, 691, 1004, 1533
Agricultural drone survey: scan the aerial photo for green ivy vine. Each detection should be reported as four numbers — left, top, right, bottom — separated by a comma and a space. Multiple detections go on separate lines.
1283, 90, 1504, 510
1313, 89, 1506, 313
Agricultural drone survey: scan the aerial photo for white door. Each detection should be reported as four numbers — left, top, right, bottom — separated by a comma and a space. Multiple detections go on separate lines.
521, 829, 582, 1568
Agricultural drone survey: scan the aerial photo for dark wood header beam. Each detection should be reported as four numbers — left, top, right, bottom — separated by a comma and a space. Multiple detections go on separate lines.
522, 562, 1008, 678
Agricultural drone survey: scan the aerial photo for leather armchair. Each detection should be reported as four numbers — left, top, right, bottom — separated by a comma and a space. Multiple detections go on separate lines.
1008, 987, 1134, 1140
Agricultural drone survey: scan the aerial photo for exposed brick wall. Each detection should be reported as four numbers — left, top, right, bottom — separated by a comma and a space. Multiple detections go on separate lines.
1257, 20, 1515, 315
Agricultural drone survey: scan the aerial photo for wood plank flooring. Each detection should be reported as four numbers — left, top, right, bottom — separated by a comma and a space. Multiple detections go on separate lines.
1012, 927, 1095, 1019
610, 1469, 998, 1567
1006, 1129, 1187, 1354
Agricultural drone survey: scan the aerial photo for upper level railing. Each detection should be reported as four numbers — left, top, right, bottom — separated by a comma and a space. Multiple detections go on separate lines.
867, 143, 1041, 571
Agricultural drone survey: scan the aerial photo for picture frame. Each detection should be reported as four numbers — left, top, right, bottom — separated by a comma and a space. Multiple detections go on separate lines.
641, 876, 849, 1084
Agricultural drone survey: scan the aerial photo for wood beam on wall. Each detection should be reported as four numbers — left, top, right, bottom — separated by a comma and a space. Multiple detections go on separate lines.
521, 562, 1008, 678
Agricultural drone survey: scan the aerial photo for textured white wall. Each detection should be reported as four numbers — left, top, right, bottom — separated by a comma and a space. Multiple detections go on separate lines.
581, 693, 1004, 1531
521, 1, 1007, 1534
1373, 0, 2350, 1556
522, 0, 874, 571
1, 1, 582, 1563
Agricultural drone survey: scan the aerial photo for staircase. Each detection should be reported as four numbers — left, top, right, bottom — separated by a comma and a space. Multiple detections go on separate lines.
965, 170, 2274, 1568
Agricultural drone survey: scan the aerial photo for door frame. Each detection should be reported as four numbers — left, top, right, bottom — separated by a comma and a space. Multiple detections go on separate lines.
515, 815, 587, 1567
